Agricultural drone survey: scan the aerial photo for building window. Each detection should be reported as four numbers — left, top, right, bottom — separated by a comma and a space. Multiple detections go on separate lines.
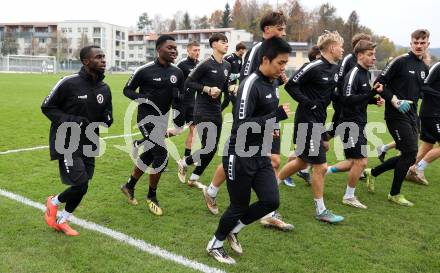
290, 51, 297, 57
68, 28, 72, 33
129, 45, 134, 50
83, 28, 88, 33
77, 27, 82, 33
93, 27, 101, 34
129, 54, 134, 58
138, 54, 143, 58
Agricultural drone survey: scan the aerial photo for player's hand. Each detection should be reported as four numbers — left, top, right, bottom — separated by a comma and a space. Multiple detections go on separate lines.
282, 103, 291, 117
280, 72, 288, 84
376, 96, 385, 107
391, 95, 412, 113
228, 84, 239, 96
210, 87, 221, 99
373, 82, 384, 93
322, 140, 330, 152
273, 129, 280, 138
75, 116, 90, 127
229, 73, 239, 82
165, 127, 183, 138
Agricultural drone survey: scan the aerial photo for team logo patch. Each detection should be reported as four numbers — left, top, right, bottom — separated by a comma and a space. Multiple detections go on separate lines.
334, 73, 339, 82
224, 69, 228, 77
170, 75, 177, 83
421, 71, 426, 79
238, 60, 241, 65
97, 94, 104, 104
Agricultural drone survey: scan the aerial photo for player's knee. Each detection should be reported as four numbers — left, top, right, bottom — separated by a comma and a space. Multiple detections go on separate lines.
402, 151, 417, 165
265, 198, 280, 212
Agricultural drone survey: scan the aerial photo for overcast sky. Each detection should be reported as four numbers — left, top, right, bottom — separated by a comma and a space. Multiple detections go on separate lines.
1, 0, 438, 47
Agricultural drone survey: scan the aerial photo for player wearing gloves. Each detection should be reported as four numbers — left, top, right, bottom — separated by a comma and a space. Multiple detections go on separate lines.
364, 29, 430, 206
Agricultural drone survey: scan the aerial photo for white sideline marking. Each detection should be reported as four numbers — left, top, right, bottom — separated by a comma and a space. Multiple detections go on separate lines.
0, 133, 141, 155
0, 188, 226, 273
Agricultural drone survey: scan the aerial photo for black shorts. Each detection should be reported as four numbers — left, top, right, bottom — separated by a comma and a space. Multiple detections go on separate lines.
294, 122, 327, 164
184, 104, 195, 124
271, 135, 281, 155
420, 117, 440, 144
342, 123, 368, 159
58, 156, 95, 186
386, 119, 419, 153
137, 124, 168, 172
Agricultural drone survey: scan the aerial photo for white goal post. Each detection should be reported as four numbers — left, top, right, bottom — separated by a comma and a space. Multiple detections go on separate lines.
1, 55, 57, 73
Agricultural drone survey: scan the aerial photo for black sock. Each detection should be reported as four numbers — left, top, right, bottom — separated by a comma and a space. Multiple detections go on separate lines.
126, 176, 139, 189
184, 148, 191, 157
147, 186, 157, 199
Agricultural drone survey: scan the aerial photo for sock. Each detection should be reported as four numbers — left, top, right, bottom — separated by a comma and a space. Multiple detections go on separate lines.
343, 186, 356, 199
189, 173, 200, 181
208, 235, 224, 249
184, 148, 191, 157
147, 186, 157, 199
314, 198, 326, 215
207, 183, 219, 198
51, 195, 61, 206
231, 220, 246, 234
126, 175, 139, 189
381, 144, 390, 153
416, 159, 428, 171
57, 210, 71, 224
326, 166, 338, 174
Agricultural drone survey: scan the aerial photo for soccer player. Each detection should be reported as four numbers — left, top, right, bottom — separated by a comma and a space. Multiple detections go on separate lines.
120, 35, 184, 215
177, 33, 231, 188
283, 45, 321, 187
42, 45, 113, 236
202, 11, 293, 231
206, 37, 292, 264
339, 40, 384, 209
177, 41, 200, 159
406, 59, 440, 185
279, 30, 345, 223
364, 29, 430, 206
222, 42, 246, 111
324, 33, 372, 176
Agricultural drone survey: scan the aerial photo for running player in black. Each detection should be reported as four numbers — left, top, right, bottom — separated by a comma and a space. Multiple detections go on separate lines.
206, 37, 292, 264
177, 33, 231, 188
120, 35, 184, 215
325, 33, 372, 177
406, 55, 440, 185
221, 42, 246, 110
42, 45, 113, 236
202, 11, 293, 231
177, 41, 200, 160
339, 40, 384, 209
279, 31, 345, 223
283, 45, 321, 187
364, 29, 430, 206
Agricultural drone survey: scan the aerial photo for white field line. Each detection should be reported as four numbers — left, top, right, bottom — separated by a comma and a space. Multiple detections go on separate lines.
0, 188, 226, 273
0, 132, 141, 155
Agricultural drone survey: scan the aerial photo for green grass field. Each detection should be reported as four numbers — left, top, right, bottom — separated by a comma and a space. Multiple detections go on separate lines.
0, 73, 439, 273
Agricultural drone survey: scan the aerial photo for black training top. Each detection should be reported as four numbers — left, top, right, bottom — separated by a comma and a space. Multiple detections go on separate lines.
177, 57, 199, 106
420, 62, 440, 118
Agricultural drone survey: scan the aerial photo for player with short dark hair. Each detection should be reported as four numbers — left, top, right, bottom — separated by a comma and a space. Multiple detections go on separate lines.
177, 33, 231, 189
42, 45, 113, 236
206, 37, 292, 264
365, 29, 430, 206
120, 35, 184, 216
